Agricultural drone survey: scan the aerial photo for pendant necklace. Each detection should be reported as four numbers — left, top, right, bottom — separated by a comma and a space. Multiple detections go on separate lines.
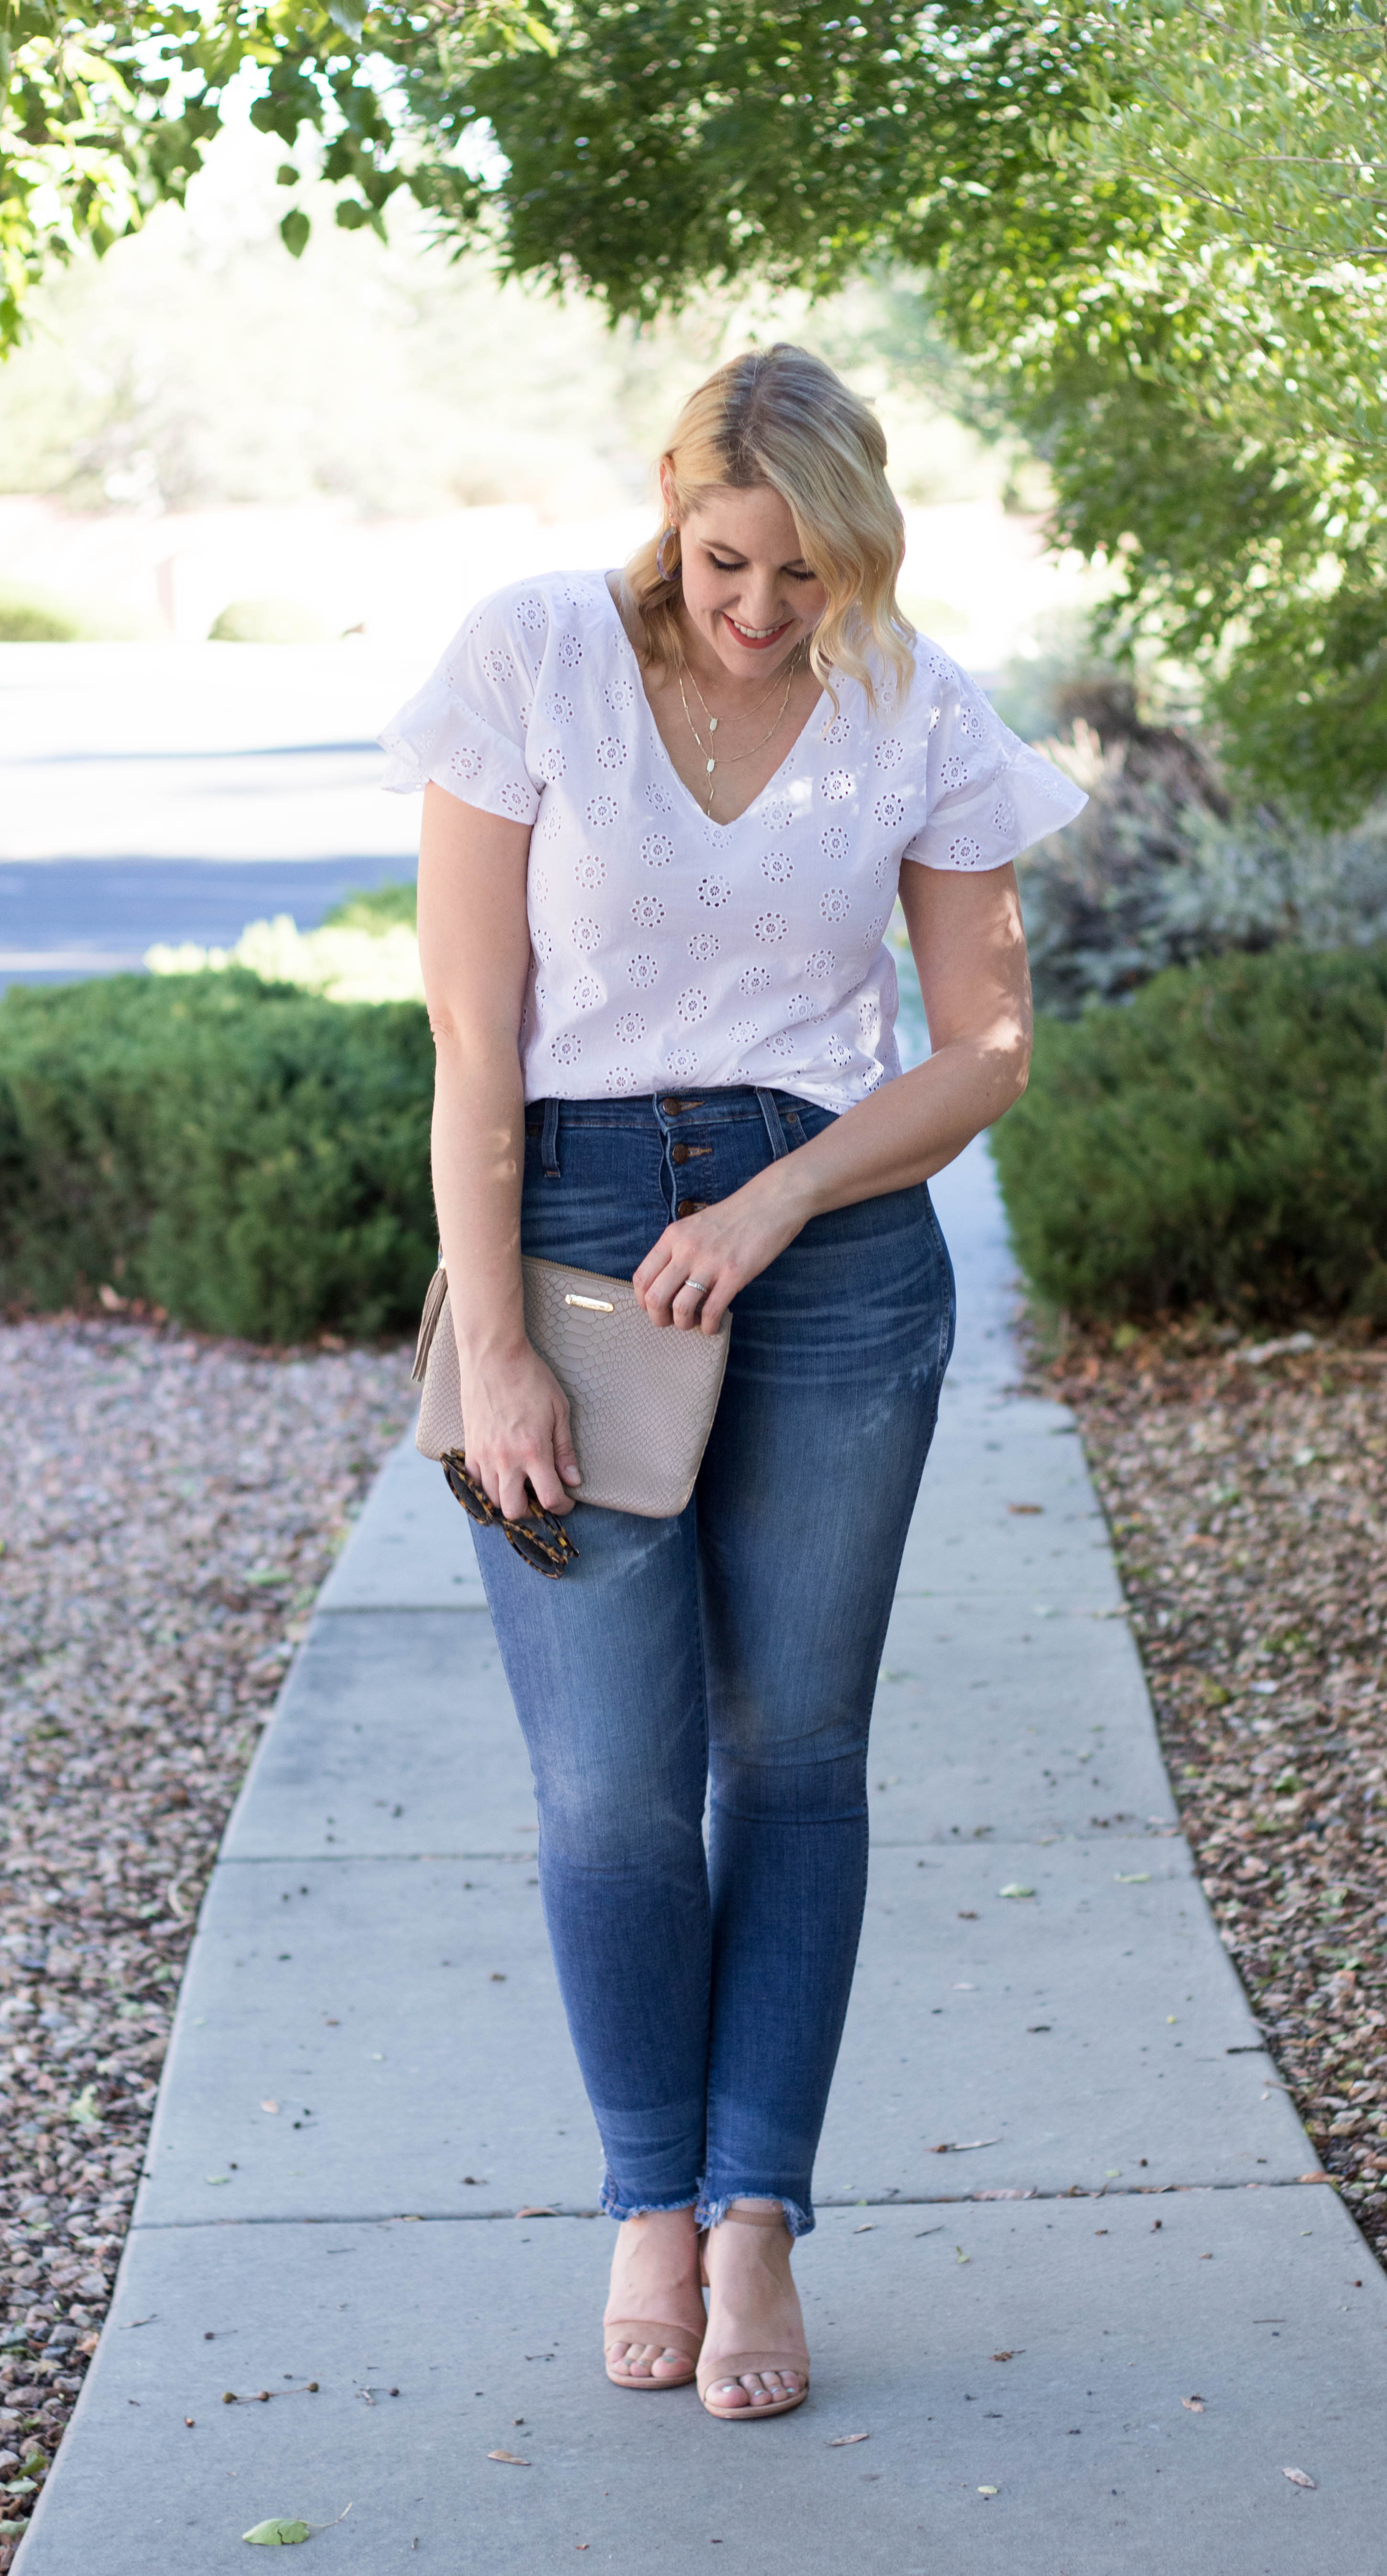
677, 645, 805, 815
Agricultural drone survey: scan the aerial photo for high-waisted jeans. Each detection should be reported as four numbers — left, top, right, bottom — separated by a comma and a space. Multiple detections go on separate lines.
471, 1087, 955, 2235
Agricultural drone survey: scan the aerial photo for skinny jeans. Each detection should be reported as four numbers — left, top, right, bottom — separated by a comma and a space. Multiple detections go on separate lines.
471, 1086, 955, 2234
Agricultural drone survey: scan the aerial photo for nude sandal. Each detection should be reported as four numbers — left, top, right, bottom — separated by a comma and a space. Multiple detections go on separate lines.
603, 2317, 704, 2391
696, 2205, 811, 2421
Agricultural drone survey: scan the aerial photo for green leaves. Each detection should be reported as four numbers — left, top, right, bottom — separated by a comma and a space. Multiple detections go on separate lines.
992, 943, 1387, 1325
0, 970, 437, 1340
393, 0, 1387, 817
8, 0, 1386, 812
0, 0, 520, 355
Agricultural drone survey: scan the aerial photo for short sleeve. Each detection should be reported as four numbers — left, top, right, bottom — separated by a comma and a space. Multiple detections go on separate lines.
902, 655, 1087, 872
378, 587, 542, 827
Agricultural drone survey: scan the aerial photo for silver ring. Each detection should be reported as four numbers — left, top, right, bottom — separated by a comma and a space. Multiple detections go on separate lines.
684, 1277, 710, 1297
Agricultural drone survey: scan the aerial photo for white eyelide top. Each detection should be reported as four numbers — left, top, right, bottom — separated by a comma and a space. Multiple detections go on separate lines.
380, 570, 1086, 1112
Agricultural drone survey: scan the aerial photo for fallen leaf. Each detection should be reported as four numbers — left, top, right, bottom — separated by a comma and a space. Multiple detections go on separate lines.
260, 2100, 280, 2114
243, 2506, 350, 2546
955, 2246, 971, 2264
977, 2483, 999, 2496
1182, 2396, 1205, 2412
514, 2206, 557, 2220
992, 2351, 1021, 2363
1007, 1503, 1043, 1514
488, 2450, 531, 2467
206, 2174, 231, 2186
852, 2223, 875, 2233
1283, 2467, 1316, 2489
826, 2433, 871, 2447
1115, 1871, 1151, 1884
997, 1883, 1036, 1900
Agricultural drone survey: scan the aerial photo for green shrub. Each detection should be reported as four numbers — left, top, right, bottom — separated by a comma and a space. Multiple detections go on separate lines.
321, 879, 417, 931
0, 584, 85, 641
0, 972, 436, 1341
208, 596, 331, 643
992, 946, 1387, 1325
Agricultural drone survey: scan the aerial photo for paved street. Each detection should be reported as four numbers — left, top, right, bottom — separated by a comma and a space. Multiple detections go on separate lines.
0, 642, 423, 987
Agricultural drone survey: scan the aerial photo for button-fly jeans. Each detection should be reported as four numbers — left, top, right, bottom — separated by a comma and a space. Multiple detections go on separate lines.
470, 1087, 955, 2235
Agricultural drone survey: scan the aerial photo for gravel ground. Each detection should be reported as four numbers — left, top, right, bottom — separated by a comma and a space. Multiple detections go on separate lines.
0, 1320, 414, 2564
1049, 1325, 1387, 2269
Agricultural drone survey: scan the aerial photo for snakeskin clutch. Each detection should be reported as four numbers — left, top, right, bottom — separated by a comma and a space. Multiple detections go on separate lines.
412, 1257, 731, 1519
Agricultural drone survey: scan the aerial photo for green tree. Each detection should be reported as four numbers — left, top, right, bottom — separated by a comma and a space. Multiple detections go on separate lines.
406, 0, 1387, 822
8, 2, 1387, 818
0, 0, 543, 353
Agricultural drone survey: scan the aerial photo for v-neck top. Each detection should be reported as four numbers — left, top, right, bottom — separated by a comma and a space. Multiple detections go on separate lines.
379, 569, 1086, 1111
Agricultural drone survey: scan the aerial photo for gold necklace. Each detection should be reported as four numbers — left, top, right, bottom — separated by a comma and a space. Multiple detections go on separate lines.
683, 647, 798, 735
677, 649, 803, 815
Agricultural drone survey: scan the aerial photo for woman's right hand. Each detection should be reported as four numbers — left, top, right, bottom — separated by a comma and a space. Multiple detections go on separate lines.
458, 1339, 582, 1523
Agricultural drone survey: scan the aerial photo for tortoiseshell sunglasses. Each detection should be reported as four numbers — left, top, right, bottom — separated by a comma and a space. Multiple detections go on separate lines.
441, 1451, 579, 1580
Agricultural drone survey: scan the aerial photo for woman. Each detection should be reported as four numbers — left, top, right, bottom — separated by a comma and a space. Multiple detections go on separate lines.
382, 345, 1084, 2421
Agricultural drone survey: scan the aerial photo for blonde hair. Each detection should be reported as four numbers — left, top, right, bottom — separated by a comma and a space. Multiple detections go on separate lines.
624, 345, 914, 710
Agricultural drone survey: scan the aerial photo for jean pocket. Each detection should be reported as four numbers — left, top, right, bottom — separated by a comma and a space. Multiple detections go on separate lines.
783, 1103, 837, 1151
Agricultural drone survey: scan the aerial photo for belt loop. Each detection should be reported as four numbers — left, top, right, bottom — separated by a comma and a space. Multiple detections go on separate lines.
756, 1086, 789, 1160
540, 1096, 561, 1177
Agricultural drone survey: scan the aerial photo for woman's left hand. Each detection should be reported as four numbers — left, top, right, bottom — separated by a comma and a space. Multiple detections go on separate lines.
633, 1173, 806, 1333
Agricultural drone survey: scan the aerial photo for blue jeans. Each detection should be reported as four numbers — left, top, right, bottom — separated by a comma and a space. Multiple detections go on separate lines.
472, 1087, 955, 2235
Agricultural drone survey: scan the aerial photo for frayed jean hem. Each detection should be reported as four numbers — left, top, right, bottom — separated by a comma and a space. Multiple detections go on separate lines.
600, 2175, 699, 2223
696, 2191, 814, 2240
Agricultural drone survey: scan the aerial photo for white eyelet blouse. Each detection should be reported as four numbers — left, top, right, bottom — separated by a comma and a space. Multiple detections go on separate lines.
380, 570, 1086, 1112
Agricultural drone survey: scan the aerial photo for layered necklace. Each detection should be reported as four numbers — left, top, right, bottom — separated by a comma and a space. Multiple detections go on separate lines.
676, 643, 805, 815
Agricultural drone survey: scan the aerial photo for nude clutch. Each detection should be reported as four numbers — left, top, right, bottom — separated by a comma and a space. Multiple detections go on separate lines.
412, 1256, 731, 1520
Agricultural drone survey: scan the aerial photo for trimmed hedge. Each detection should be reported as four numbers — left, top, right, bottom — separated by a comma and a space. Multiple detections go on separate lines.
9, 942, 1385, 1340
0, 972, 436, 1341
992, 945, 1387, 1325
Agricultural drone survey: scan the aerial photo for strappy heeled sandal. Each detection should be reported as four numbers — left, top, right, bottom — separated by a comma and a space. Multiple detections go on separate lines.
696, 2205, 811, 2421
603, 2317, 704, 2392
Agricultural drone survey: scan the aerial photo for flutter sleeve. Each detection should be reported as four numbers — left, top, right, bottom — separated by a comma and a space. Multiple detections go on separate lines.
378, 585, 542, 827
901, 649, 1087, 871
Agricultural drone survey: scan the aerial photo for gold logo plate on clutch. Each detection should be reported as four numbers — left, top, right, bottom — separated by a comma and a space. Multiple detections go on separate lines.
564, 1293, 615, 1313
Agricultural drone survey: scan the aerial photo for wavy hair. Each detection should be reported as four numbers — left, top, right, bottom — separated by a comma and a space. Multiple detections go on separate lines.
623, 344, 914, 710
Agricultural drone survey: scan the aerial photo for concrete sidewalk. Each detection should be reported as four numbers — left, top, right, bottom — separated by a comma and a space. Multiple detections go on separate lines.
18, 1141, 1387, 2573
